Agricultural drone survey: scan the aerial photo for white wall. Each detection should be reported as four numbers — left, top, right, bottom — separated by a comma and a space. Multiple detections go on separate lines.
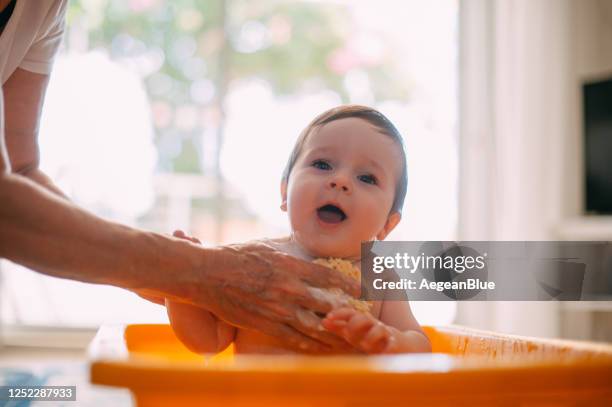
558, 0, 612, 341
456, 0, 612, 338
562, 0, 612, 225
573, 0, 612, 80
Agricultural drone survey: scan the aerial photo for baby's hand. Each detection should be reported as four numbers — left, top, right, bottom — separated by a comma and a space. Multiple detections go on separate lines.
322, 308, 393, 354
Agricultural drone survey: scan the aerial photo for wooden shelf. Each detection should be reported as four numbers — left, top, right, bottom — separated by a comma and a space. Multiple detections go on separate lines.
561, 301, 612, 312
555, 217, 612, 240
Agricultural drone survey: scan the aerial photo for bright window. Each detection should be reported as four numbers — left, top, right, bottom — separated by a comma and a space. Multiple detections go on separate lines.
1, 0, 458, 329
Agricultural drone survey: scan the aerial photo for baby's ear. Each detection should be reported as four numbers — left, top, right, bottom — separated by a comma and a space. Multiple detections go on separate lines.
376, 212, 401, 240
280, 181, 288, 212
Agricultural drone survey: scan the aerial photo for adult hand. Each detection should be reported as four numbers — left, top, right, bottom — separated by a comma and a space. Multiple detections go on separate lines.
178, 238, 360, 353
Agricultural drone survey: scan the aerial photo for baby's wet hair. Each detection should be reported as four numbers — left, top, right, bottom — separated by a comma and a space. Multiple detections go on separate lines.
281, 105, 408, 214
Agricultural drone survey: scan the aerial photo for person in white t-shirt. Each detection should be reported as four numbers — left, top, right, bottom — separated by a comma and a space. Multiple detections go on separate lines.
0, 0, 358, 353
1, 0, 67, 196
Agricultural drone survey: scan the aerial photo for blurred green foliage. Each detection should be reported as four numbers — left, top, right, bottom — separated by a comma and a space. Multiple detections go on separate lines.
67, 0, 408, 173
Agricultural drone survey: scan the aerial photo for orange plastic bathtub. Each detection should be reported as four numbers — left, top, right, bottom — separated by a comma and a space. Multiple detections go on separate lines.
89, 324, 612, 406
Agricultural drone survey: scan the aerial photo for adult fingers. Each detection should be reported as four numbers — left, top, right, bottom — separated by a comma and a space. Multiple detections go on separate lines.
290, 308, 350, 350
249, 301, 349, 351
253, 316, 332, 353
173, 230, 187, 238
173, 230, 201, 244
292, 286, 351, 316
293, 261, 361, 298
321, 317, 346, 334
232, 298, 347, 351
212, 298, 333, 353
325, 307, 357, 321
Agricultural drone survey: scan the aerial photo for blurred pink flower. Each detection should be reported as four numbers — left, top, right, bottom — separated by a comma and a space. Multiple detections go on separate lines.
129, 0, 158, 13
327, 47, 360, 74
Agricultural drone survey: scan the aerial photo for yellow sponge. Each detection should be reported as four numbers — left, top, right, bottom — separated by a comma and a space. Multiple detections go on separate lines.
313, 258, 371, 313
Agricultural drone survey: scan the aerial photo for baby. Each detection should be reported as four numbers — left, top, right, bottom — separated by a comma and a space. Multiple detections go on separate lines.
167, 105, 431, 355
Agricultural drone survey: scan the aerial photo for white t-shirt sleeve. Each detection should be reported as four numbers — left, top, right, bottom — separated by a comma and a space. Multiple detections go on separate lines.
19, 0, 68, 75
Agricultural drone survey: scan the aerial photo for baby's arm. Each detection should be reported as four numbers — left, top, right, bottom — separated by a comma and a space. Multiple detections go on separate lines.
322, 301, 430, 354
166, 230, 236, 354
378, 300, 431, 353
167, 300, 236, 354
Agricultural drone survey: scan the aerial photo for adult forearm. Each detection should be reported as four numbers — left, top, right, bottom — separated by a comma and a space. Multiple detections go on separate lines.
0, 172, 203, 295
0, 173, 361, 352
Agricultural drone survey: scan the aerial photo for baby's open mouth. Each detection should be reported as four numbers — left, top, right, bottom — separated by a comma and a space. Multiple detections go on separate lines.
317, 204, 347, 224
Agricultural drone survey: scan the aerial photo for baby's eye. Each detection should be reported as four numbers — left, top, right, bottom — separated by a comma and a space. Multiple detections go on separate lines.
358, 174, 377, 185
312, 160, 331, 170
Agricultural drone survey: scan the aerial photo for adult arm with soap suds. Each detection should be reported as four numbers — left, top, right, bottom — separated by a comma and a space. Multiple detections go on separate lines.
0, 90, 360, 352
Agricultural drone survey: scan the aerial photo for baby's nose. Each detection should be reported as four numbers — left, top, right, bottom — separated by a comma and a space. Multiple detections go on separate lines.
329, 177, 351, 193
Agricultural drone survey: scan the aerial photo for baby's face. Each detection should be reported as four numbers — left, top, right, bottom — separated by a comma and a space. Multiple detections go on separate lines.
282, 117, 402, 259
